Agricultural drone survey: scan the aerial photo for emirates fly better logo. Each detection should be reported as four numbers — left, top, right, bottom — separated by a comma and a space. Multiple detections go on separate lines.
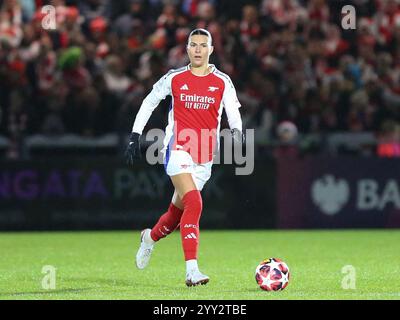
311, 175, 350, 215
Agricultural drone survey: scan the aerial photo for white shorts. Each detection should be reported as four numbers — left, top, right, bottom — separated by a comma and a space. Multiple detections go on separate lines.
163, 150, 213, 191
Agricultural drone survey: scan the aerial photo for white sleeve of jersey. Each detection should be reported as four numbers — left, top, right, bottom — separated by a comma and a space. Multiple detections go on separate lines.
131, 73, 171, 134
222, 77, 243, 132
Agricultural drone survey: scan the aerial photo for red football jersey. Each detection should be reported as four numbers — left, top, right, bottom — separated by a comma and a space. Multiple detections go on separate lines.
132, 64, 242, 164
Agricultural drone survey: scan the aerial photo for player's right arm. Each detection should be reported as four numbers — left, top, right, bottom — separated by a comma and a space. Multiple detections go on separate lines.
125, 72, 172, 165
131, 73, 172, 135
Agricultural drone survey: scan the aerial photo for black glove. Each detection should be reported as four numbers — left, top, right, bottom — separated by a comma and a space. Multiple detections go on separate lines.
231, 128, 245, 145
125, 132, 141, 165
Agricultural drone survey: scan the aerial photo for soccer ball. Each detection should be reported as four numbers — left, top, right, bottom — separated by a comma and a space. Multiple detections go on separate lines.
255, 258, 290, 291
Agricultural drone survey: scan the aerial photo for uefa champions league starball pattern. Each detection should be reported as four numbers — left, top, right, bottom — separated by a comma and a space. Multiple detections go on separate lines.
255, 258, 290, 291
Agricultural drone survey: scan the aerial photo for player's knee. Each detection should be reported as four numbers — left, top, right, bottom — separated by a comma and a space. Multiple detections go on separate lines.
169, 202, 184, 218
182, 190, 203, 214
160, 205, 181, 228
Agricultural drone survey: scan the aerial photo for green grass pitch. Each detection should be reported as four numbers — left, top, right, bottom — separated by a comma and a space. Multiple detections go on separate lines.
0, 230, 399, 300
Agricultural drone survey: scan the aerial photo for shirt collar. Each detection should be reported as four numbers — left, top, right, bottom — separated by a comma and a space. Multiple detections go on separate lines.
187, 64, 216, 75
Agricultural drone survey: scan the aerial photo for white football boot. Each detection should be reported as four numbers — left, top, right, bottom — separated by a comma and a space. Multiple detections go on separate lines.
135, 229, 154, 270
185, 270, 210, 287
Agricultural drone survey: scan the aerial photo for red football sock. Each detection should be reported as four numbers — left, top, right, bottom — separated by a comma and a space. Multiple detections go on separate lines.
180, 190, 203, 261
150, 203, 183, 242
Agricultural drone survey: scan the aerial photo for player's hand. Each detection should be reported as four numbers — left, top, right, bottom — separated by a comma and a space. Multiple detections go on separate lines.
231, 128, 245, 145
125, 132, 141, 165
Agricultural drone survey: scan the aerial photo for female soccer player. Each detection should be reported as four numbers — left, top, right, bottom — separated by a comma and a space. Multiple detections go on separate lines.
125, 28, 243, 286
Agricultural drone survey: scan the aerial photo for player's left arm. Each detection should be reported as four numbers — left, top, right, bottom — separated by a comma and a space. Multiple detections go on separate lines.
222, 77, 244, 143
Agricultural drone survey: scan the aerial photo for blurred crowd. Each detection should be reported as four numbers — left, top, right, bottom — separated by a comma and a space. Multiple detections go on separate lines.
1, 0, 400, 158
